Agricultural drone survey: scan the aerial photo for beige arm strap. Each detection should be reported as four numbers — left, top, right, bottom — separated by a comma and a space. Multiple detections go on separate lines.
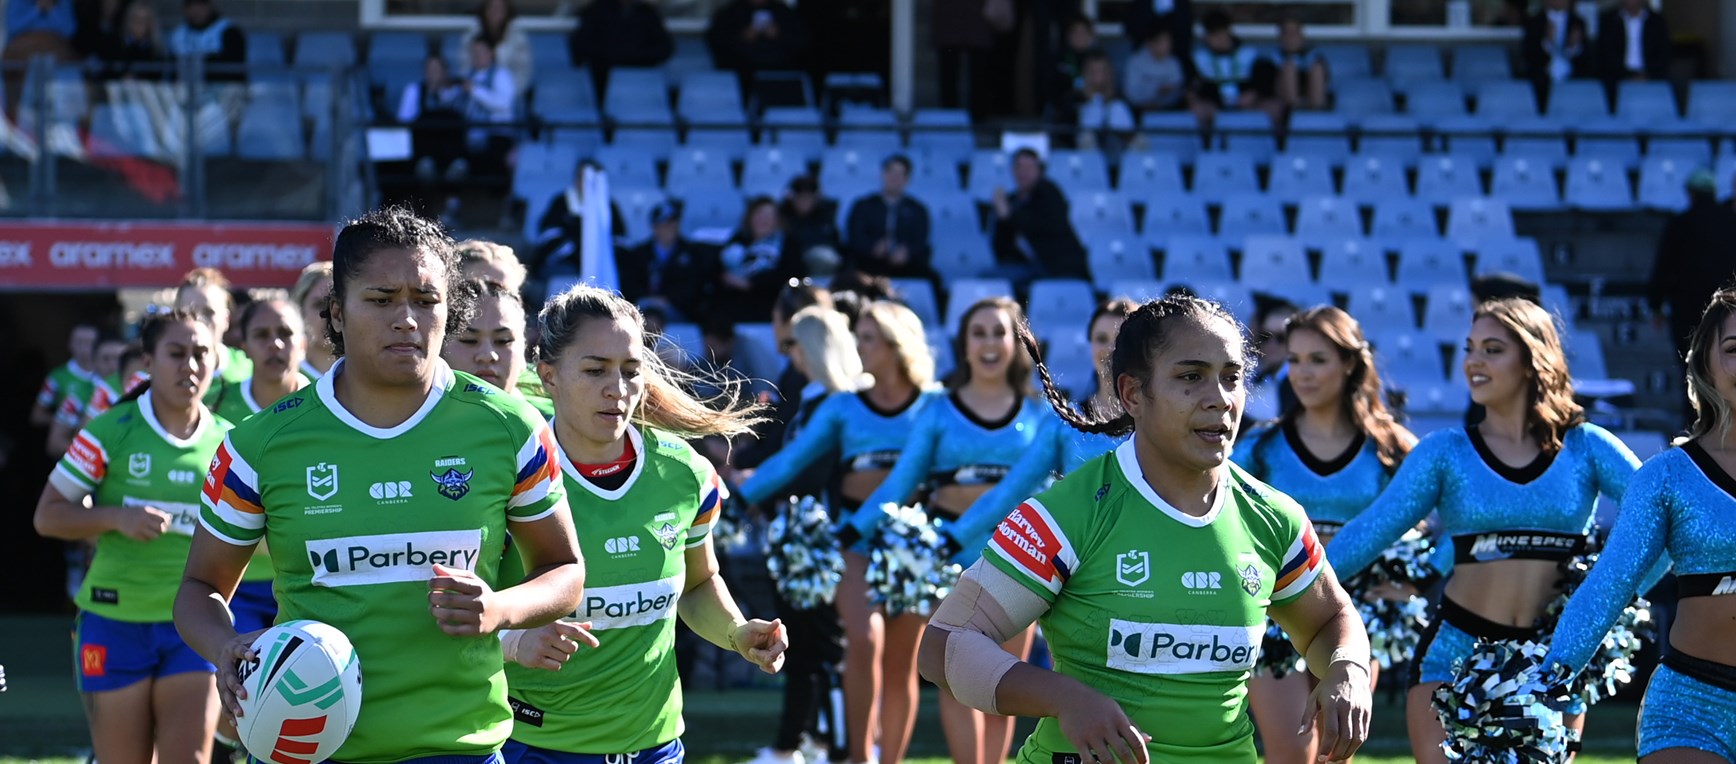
928, 560, 1050, 714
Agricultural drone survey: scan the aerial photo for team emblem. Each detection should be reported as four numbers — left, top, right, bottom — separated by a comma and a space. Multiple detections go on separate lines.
128, 453, 151, 478
306, 463, 339, 501
653, 522, 681, 550
1240, 564, 1262, 596
1115, 550, 1150, 587
430, 468, 475, 501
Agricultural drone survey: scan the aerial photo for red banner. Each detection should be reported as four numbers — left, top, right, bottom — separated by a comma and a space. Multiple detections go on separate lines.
0, 220, 334, 290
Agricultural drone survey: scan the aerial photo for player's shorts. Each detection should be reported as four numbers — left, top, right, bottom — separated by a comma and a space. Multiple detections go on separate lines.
1637, 648, 1736, 761
503, 738, 684, 764
230, 580, 278, 635
1411, 597, 1587, 714
75, 610, 214, 692
254, 753, 504, 764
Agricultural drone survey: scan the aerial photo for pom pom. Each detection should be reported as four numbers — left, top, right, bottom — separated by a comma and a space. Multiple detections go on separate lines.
1536, 546, 1655, 707
865, 503, 964, 618
1255, 619, 1303, 678
1343, 528, 1438, 670
763, 496, 845, 609
1433, 639, 1576, 764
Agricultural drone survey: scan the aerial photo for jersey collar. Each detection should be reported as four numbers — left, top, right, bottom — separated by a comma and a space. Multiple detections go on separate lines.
556, 424, 647, 501
315, 358, 454, 439
138, 389, 212, 448
1113, 439, 1227, 527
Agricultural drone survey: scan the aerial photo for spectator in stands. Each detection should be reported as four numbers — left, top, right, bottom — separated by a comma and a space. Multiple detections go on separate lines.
73, 0, 125, 59
1522, 0, 1589, 105
1595, 0, 1669, 91
932, 0, 1005, 119
1187, 10, 1281, 128
1244, 296, 1299, 425
461, 38, 516, 167
167, 0, 246, 82
1123, 26, 1185, 112
1053, 14, 1100, 110
990, 148, 1088, 286
567, 0, 673, 101
398, 54, 468, 185
844, 154, 933, 281
779, 174, 840, 274
719, 196, 795, 323
462, 0, 532, 101
531, 158, 627, 279
4, 0, 78, 115
705, 0, 809, 77
1648, 168, 1736, 369
1075, 50, 1136, 155
619, 200, 721, 322
1123, 0, 1192, 72
97, 2, 167, 81
1271, 16, 1328, 112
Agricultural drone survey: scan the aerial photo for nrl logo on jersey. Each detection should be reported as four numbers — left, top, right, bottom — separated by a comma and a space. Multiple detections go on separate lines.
1115, 550, 1150, 587
430, 468, 475, 501
306, 462, 339, 501
128, 453, 151, 479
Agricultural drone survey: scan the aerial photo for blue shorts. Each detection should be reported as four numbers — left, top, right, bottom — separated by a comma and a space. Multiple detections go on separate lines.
1412, 597, 1587, 715
502, 738, 683, 764
230, 580, 278, 635
252, 752, 503, 764
1637, 651, 1736, 761
75, 610, 214, 693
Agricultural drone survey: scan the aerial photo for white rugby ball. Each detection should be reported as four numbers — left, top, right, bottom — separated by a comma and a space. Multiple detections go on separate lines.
236, 620, 363, 764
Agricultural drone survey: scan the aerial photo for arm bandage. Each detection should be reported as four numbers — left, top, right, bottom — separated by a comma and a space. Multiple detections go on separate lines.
928, 561, 1049, 715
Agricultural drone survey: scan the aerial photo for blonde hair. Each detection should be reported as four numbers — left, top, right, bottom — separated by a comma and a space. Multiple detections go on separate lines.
1680, 288, 1736, 446
537, 285, 767, 439
1472, 298, 1584, 454
454, 239, 527, 291
790, 306, 866, 393
290, 261, 333, 316
859, 300, 934, 388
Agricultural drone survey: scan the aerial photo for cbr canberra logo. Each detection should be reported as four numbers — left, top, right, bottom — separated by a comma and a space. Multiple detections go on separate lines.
306, 530, 482, 587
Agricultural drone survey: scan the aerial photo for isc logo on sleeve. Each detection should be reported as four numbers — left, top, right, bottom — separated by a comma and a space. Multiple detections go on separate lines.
305, 530, 483, 587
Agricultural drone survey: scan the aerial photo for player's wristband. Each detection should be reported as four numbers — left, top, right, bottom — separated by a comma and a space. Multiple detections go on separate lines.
499, 629, 526, 662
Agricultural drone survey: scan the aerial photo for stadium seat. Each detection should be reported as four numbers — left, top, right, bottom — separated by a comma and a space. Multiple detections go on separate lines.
1294, 197, 1363, 239
1490, 156, 1563, 210
1415, 154, 1485, 204
889, 278, 942, 328
1141, 111, 1206, 162
1161, 235, 1233, 283
761, 107, 826, 161
1565, 329, 1611, 379
1070, 190, 1135, 233
235, 102, 306, 161
1117, 152, 1185, 197
909, 154, 964, 197
605, 68, 668, 109
1637, 156, 1692, 211
1027, 279, 1099, 337
1574, 118, 1641, 169
1546, 80, 1609, 121
1645, 120, 1715, 165
1141, 195, 1212, 240
1085, 234, 1156, 288
1434, 115, 1499, 167
931, 230, 997, 281
1616, 81, 1678, 122
1542, 284, 1574, 327
1502, 117, 1570, 167
1445, 197, 1515, 241
1319, 45, 1373, 80
295, 32, 357, 69
1239, 235, 1311, 292
1405, 82, 1469, 119
680, 187, 745, 232
1370, 197, 1439, 239
1386, 45, 1444, 83
1563, 157, 1633, 211
678, 71, 743, 112
926, 327, 955, 374
1041, 336, 1099, 397
909, 109, 975, 165
1687, 81, 1736, 125
534, 70, 599, 118
1347, 287, 1416, 330
249, 31, 287, 66
1450, 45, 1511, 92
612, 187, 666, 243
594, 145, 661, 188
1191, 152, 1260, 202
1190, 282, 1258, 323
1334, 78, 1395, 118
836, 108, 904, 158
1285, 113, 1352, 166
1395, 239, 1467, 294
1318, 239, 1392, 290
1340, 155, 1411, 204
1471, 237, 1546, 284
926, 191, 980, 234
523, 31, 566, 72
945, 278, 1016, 330
1356, 115, 1423, 165
1371, 330, 1447, 390
665, 147, 736, 191
88, 104, 160, 158
1266, 154, 1336, 202
930, 214, 980, 244
1214, 110, 1277, 161
367, 32, 426, 69
515, 142, 582, 239
740, 147, 802, 198
1421, 283, 1476, 341
1717, 155, 1736, 196
684, 126, 753, 162
966, 149, 1010, 201
1217, 194, 1287, 236
1475, 81, 1540, 122
1105, 279, 1168, 303
1048, 149, 1112, 195
820, 148, 882, 201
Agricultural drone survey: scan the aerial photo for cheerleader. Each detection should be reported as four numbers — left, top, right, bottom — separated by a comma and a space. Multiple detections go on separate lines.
289, 262, 336, 378
853, 297, 1053, 764
1325, 298, 1641, 764
1544, 287, 1736, 763
1232, 306, 1416, 764
737, 300, 936, 764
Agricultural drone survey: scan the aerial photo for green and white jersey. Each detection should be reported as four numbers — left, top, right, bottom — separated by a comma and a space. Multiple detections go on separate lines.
502, 425, 725, 754
50, 391, 230, 622
201, 359, 567, 763
54, 373, 121, 429
208, 374, 313, 583
215, 345, 252, 387
38, 360, 95, 417
984, 440, 1326, 764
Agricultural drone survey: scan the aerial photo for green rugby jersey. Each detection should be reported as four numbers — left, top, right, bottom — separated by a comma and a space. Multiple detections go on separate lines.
984, 441, 1325, 764
501, 425, 724, 753
50, 391, 230, 622
209, 374, 313, 584
39, 360, 95, 419
201, 359, 567, 763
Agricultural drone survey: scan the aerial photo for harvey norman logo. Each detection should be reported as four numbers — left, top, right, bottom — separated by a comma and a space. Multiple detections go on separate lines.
576, 575, 683, 630
305, 530, 482, 587
1105, 619, 1261, 675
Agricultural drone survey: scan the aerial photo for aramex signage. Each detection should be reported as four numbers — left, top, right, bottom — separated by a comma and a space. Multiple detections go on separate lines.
0, 221, 334, 289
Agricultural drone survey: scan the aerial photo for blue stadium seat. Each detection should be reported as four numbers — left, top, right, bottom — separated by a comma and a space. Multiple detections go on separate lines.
1346, 287, 1416, 330
595, 145, 662, 188
1563, 156, 1633, 211
235, 102, 305, 161
368, 32, 427, 68
1191, 282, 1258, 323
1041, 332, 1098, 394
761, 106, 826, 161
1386, 45, 1444, 83
680, 187, 745, 232
1117, 152, 1185, 197
1502, 117, 1569, 167
966, 149, 1010, 201
1356, 115, 1423, 165
678, 71, 741, 106
1445, 197, 1515, 242
836, 109, 904, 158
526, 32, 567, 73
1285, 113, 1351, 166
1371, 329, 1447, 389
535, 69, 599, 119
1574, 118, 1641, 169
1294, 196, 1363, 238
1475, 81, 1540, 122
1319, 45, 1373, 80
1191, 152, 1260, 201
1318, 239, 1391, 290
927, 328, 955, 373
1141, 111, 1205, 162
249, 31, 287, 67
1616, 81, 1678, 122
1565, 329, 1612, 379
1333, 78, 1395, 117
1687, 81, 1736, 125
1266, 154, 1335, 202
1340, 155, 1411, 203
1105, 279, 1168, 303
608, 96, 674, 126
666, 147, 736, 190
1217, 194, 1286, 235
1545, 80, 1609, 120
1161, 235, 1233, 283
1450, 45, 1511, 92
1405, 82, 1469, 119
1048, 149, 1112, 195
1395, 239, 1467, 293
609, 127, 677, 160
1421, 283, 1476, 341
889, 278, 942, 328
1637, 156, 1692, 211
1645, 120, 1715, 165
1490, 155, 1563, 210
295, 32, 357, 69
1471, 237, 1545, 284
909, 109, 974, 164
1027, 279, 1099, 339
1716, 155, 1736, 198
683, 126, 752, 161
819, 147, 882, 201
1069, 190, 1135, 233
606, 68, 668, 109
1370, 197, 1439, 239
1141, 195, 1212, 240
1239, 235, 1311, 292
930, 213, 981, 244
1415, 154, 1485, 204
909, 155, 964, 197
515, 142, 582, 238
88, 104, 159, 158
1214, 110, 1277, 161
925, 191, 980, 234
1432, 116, 1496, 167
945, 278, 1016, 330
1085, 234, 1156, 288
931, 229, 996, 281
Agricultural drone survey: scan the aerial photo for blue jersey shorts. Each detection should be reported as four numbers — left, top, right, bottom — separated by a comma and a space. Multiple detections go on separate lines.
230, 580, 278, 635
75, 609, 214, 693
503, 738, 684, 764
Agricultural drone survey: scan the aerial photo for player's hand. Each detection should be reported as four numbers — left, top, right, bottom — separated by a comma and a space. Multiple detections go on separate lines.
730, 618, 787, 674
428, 564, 502, 636
1300, 660, 1371, 762
507, 620, 600, 671
216, 628, 267, 719
1055, 684, 1151, 764
114, 505, 172, 541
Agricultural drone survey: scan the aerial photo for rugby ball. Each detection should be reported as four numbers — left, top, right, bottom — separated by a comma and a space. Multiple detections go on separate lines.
236, 620, 363, 764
